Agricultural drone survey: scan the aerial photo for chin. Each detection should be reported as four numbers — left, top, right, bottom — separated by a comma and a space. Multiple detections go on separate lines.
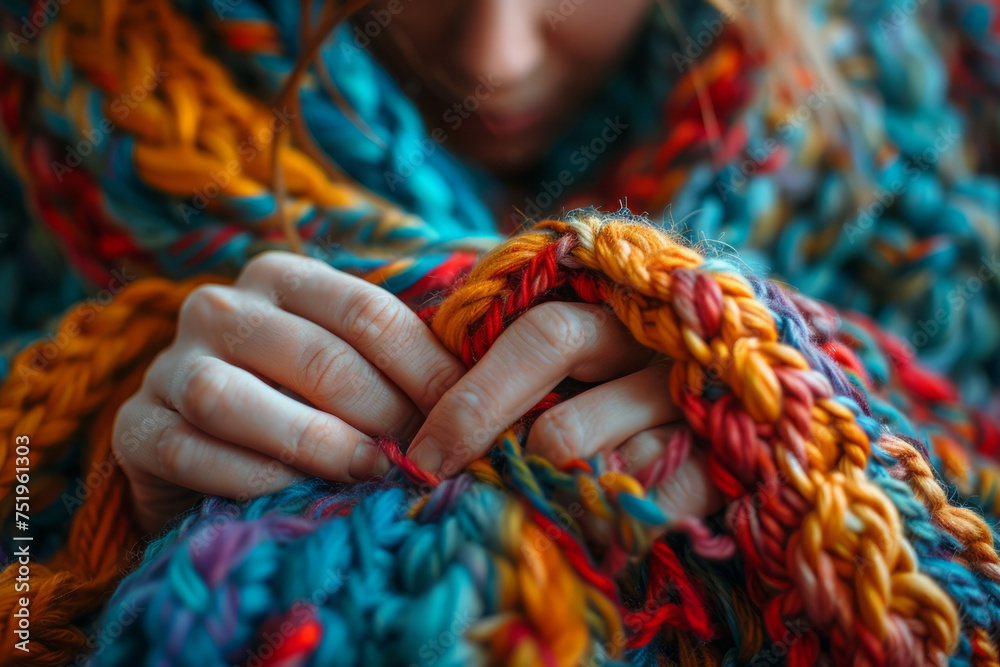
453, 129, 552, 175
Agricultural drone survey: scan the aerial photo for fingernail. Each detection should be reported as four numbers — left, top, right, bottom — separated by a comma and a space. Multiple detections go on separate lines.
408, 437, 443, 476
349, 438, 391, 480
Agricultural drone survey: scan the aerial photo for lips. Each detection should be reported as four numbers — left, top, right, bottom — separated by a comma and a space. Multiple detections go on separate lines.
479, 105, 548, 136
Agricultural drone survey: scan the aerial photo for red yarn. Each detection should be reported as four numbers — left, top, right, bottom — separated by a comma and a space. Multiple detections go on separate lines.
622, 543, 714, 647
374, 435, 440, 487
250, 604, 323, 667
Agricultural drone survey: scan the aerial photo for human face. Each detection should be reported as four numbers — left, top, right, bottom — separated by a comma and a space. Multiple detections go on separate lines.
358, 0, 654, 174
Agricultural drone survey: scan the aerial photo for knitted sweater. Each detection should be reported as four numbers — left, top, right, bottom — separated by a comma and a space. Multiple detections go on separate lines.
1, 0, 999, 664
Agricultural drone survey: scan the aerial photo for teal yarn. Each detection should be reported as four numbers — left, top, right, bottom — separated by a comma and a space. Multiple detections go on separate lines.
4, 0, 1000, 406
629, 0, 1000, 405
757, 275, 1000, 660
172, 0, 501, 244
87, 474, 590, 666
80, 259, 1000, 666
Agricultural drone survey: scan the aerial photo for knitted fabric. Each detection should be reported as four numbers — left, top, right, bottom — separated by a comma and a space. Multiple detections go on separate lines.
585, 0, 1000, 404
0, 209, 999, 666
1, 0, 1000, 664
3, 0, 1000, 405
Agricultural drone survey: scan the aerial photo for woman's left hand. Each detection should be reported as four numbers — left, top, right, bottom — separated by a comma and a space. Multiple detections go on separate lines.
407, 302, 723, 520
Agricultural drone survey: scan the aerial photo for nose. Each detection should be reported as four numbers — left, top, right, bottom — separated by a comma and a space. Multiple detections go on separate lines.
453, 0, 544, 90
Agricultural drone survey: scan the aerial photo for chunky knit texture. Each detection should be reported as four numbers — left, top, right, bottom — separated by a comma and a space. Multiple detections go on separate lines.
2, 0, 999, 397
1, 0, 1000, 664
0, 209, 999, 666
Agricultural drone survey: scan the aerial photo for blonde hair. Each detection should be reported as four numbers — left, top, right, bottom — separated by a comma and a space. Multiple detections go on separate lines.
652, 0, 853, 173
710, 0, 850, 104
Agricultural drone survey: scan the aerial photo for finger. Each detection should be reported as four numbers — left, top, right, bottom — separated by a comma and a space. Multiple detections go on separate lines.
237, 253, 467, 414
407, 302, 654, 477
176, 284, 422, 442
613, 424, 689, 484
115, 396, 302, 501
617, 433, 723, 520
157, 355, 391, 481
525, 361, 680, 467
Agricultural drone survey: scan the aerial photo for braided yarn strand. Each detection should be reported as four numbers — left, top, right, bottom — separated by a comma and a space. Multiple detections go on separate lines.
0, 0, 502, 289
2, 210, 998, 664
0, 276, 216, 664
432, 209, 964, 664
0, 276, 218, 508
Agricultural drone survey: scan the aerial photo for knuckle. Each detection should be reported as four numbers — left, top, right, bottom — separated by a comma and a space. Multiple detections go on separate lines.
237, 251, 294, 285
174, 356, 229, 424
344, 289, 404, 345
621, 429, 657, 461
242, 250, 328, 294
534, 403, 586, 461
523, 303, 588, 355
113, 394, 176, 466
416, 360, 464, 408
441, 383, 495, 435
239, 251, 327, 293
179, 284, 239, 329
299, 341, 358, 405
154, 423, 196, 480
288, 412, 337, 472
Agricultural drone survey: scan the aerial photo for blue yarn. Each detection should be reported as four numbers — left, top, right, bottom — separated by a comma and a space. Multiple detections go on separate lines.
90, 477, 506, 666
85, 208, 1000, 663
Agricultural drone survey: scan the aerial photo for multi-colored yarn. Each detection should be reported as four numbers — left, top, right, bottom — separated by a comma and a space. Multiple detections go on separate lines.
3, 210, 1000, 665
0, 0, 503, 294
2, 0, 1000, 664
3, 0, 1000, 405
586, 0, 1000, 405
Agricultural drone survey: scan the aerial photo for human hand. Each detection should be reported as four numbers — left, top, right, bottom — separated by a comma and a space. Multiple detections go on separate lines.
406, 301, 723, 521
113, 252, 466, 532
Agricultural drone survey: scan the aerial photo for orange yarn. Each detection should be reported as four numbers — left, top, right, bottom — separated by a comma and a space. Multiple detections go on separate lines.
53, 0, 392, 227
878, 435, 1000, 582
0, 276, 218, 664
430, 211, 965, 662
1, 212, 997, 663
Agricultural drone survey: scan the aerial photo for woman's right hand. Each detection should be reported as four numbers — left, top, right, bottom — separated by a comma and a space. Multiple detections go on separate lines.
112, 252, 467, 532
